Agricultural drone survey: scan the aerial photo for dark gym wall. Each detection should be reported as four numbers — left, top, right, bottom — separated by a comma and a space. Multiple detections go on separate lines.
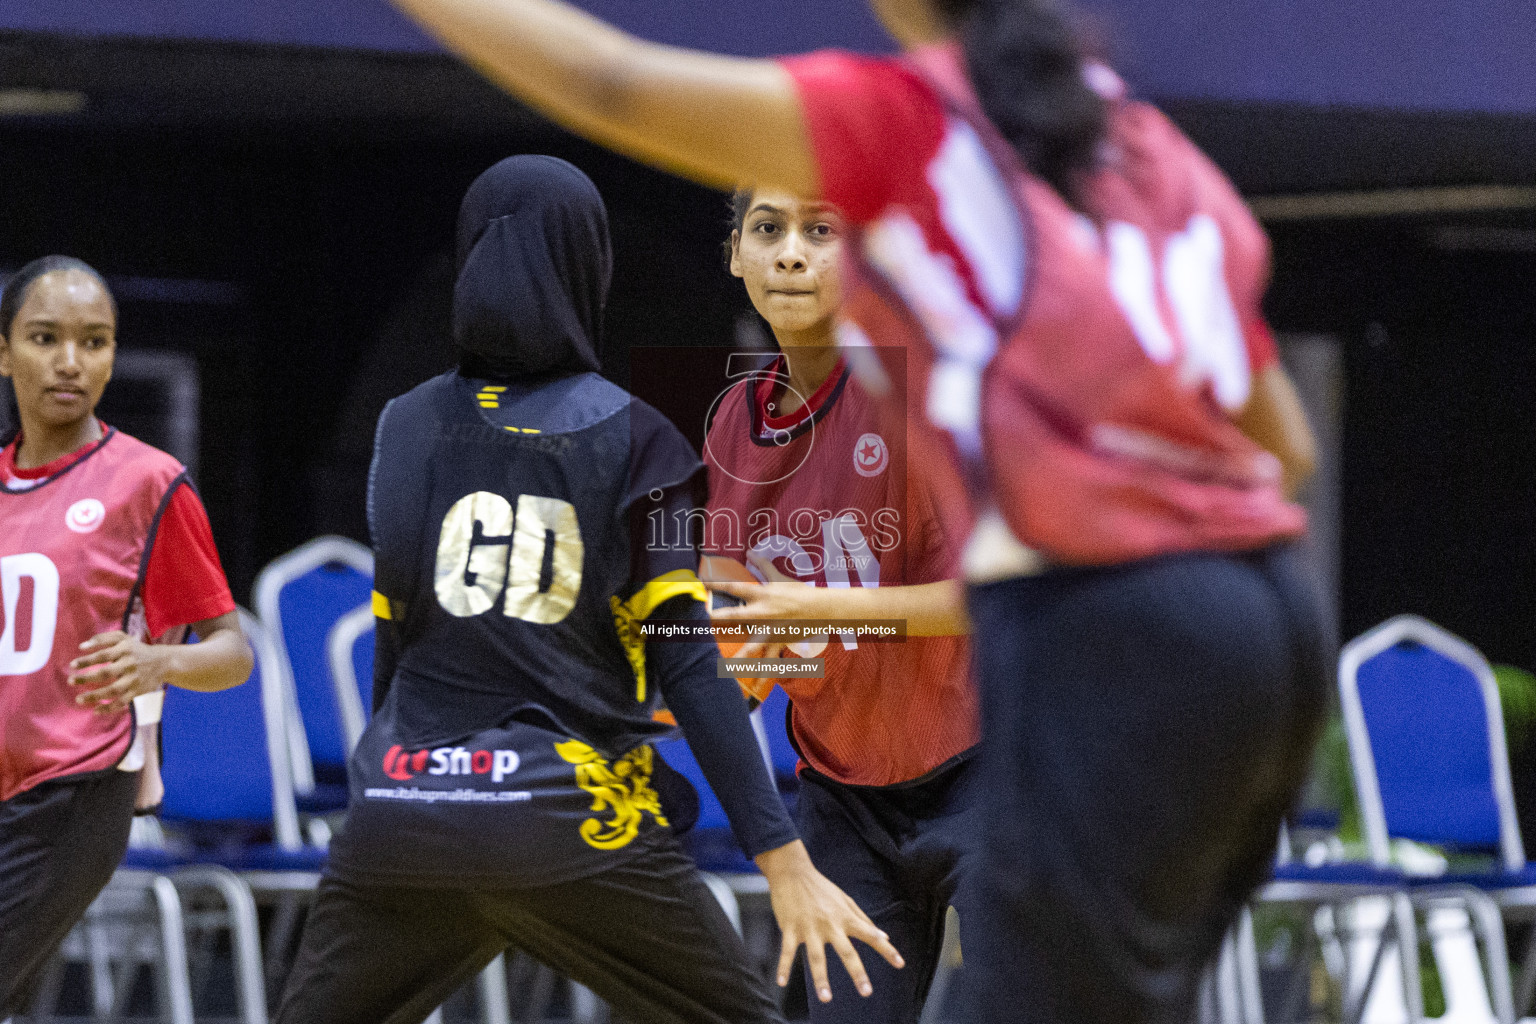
1268, 219, 1536, 672
0, 38, 752, 600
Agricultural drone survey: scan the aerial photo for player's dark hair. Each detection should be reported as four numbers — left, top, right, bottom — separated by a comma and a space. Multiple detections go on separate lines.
0, 255, 116, 339
0, 377, 14, 447
0, 256, 116, 445
931, 0, 1107, 202
723, 187, 754, 267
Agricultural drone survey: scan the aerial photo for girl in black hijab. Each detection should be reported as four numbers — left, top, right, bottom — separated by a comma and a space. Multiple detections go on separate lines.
274, 156, 901, 1024
451, 154, 607, 381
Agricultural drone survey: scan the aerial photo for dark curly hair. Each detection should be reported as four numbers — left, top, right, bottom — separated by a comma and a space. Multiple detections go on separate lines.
931, 0, 1107, 202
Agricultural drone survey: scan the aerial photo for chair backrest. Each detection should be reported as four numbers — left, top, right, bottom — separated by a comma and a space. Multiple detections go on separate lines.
160, 609, 303, 850
253, 536, 373, 791
327, 603, 375, 755
1340, 614, 1523, 869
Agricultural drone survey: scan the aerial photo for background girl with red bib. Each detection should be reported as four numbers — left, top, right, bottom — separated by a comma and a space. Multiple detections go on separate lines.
381, 0, 1324, 1019
702, 187, 977, 1022
0, 256, 252, 1018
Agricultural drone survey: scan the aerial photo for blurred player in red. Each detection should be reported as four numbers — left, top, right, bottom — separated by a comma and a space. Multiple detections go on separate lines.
701, 187, 975, 1022
0, 256, 252, 1017
389, 1, 1326, 1020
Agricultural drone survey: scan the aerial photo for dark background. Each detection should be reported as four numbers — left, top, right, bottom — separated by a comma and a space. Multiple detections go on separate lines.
1, 30, 1533, 680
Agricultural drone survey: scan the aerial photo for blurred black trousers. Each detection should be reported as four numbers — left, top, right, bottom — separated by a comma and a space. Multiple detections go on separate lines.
964, 544, 1328, 1024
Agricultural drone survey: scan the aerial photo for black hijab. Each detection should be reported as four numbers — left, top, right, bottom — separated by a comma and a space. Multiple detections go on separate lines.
453, 155, 611, 382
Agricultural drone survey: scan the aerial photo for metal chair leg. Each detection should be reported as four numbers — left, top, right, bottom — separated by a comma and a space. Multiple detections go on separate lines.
918, 907, 963, 1024
171, 866, 269, 1024
1337, 895, 1421, 1024
1196, 959, 1222, 1024
570, 982, 605, 1024
1516, 924, 1536, 1018
1392, 893, 1425, 1024
698, 873, 742, 936
1216, 926, 1246, 1024
1235, 907, 1265, 1024
1458, 889, 1515, 1024
1340, 911, 1391, 1024
476, 953, 511, 1024
84, 906, 115, 1018
265, 891, 305, 991
149, 875, 195, 1024
526, 962, 558, 1019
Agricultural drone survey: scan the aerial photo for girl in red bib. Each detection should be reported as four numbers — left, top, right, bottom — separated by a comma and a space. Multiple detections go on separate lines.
702, 188, 977, 1023
384, 1, 1327, 1020
0, 256, 253, 1018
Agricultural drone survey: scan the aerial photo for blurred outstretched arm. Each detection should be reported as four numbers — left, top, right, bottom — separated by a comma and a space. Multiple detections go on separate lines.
1235, 363, 1318, 499
392, 0, 816, 193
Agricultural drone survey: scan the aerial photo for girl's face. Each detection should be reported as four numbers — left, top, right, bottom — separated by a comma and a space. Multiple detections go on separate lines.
730, 189, 845, 337
0, 270, 116, 433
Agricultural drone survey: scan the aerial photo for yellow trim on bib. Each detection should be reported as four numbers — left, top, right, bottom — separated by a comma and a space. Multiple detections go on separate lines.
371, 590, 392, 620
626, 570, 708, 621
610, 570, 708, 703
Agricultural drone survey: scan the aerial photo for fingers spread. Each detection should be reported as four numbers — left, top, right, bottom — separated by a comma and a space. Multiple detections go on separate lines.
69, 644, 126, 671
69, 663, 121, 686
776, 931, 798, 988
77, 664, 141, 713
830, 933, 872, 998
96, 674, 140, 714
851, 919, 905, 971
805, 939, 831, 1003
79, 630, 128, 651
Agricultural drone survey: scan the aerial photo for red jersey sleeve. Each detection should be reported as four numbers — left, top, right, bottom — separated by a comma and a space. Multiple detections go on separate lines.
780, 50, 947, 225
140, 483, 237, 638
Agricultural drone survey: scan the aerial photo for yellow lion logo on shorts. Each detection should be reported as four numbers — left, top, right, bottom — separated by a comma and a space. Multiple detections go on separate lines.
555, 740, 670, 850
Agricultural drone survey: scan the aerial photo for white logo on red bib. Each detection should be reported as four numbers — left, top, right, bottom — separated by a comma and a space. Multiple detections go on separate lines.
65, 499, 106, 533
853, 433, 889, 478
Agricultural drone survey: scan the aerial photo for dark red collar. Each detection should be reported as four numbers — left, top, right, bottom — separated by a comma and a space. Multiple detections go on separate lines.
2, 422, 110, 483
753, 356, 848, 435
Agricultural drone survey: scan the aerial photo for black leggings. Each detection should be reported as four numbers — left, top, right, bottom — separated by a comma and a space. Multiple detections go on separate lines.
964, 544, 1327, 1024
0, 770, 137, 1017
277, 839, 784, 1024
793, 760, 981, 1024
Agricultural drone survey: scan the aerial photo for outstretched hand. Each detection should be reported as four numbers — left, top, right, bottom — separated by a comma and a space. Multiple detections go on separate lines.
755, 840, 904, 1002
